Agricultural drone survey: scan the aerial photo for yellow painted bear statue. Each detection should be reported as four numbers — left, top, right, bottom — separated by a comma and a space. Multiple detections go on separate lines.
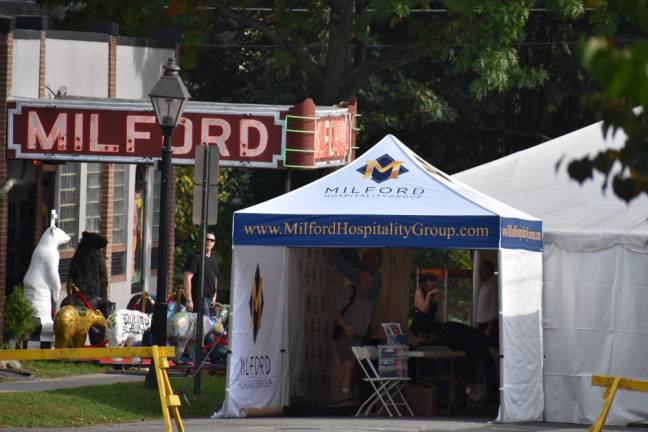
53, 305, 106, 348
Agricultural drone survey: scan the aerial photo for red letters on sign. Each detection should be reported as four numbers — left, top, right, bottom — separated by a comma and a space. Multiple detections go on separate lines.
15, 105, 283, 167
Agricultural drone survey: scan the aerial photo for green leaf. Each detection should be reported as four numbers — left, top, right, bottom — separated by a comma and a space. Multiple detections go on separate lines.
545, 0, 586, 18
443, 0, 480, 16
608, 0, 648, 32
612, 174, 641, 202
567, 157, 595, 183
592, 150, 617, 175
580, 37, 609, 71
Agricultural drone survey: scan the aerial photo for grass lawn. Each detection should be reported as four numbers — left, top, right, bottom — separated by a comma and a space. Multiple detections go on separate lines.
0, 375, 225, 428
22, 360, 108, 378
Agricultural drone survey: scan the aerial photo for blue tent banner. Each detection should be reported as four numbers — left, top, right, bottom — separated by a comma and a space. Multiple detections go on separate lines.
500, 218, 543, 250
234, 213, 542, 251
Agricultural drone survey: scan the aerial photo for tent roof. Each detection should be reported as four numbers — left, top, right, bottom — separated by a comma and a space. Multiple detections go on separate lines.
233, 135, 542, 250
454, 122, 648, 251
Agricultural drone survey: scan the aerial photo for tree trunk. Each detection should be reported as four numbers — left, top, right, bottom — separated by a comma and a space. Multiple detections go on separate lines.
320, 0, 354, 104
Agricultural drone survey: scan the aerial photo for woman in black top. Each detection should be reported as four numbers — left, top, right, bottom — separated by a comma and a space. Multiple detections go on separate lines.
410, 272, 499, 402
411, 272, 439, 336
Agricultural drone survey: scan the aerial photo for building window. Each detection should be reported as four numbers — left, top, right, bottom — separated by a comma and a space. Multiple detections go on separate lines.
111, 163, 129, 277
58, 162, 80, 248
85, 163, 102, 233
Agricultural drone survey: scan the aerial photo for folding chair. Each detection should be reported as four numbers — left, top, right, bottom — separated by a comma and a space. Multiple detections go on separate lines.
352, 346, 414, 417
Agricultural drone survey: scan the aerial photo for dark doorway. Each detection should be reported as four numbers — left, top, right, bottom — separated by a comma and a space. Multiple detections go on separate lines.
6, 185, 35, 296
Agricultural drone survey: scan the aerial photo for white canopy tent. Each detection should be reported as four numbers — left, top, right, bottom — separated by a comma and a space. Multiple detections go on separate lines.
455, 123, 648, 425
223, 135, 544, 422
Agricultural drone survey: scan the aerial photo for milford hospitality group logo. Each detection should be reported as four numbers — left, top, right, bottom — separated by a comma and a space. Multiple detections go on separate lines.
357, 154, 409, 183
249, 264, 264, 343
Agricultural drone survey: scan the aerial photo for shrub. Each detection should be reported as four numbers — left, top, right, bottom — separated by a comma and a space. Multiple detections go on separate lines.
4, 285, 36, 348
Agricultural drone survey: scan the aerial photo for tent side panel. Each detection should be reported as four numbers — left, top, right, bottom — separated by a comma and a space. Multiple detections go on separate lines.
225, 246, 288, 417
543, 243, 648, 425
498, 249, 544, 422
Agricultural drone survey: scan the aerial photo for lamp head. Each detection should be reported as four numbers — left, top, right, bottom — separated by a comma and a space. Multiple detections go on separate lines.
149, 58, 191, 128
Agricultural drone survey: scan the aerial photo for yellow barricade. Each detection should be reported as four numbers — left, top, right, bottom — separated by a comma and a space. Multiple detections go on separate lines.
590, 374, 648, 432
0, 346, 183, 432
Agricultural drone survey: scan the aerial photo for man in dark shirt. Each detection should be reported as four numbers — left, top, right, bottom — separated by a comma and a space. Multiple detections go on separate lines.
183, 232, 219, 315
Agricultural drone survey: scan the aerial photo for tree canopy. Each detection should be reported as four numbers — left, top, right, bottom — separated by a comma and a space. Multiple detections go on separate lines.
569, 0, 648, 202
39, 0, 617, 284
43, 1, 601, 161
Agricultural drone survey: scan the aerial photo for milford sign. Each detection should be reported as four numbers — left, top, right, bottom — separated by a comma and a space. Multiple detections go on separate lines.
7, 98, 357, 169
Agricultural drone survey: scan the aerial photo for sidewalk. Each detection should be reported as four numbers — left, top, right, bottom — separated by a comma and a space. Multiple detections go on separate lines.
0, 373, 633, 432
0, 372, 144, 392
0, 417, 631, 432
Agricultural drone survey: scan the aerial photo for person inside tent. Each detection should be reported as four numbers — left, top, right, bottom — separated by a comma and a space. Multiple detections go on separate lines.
410, 272, 440, 337
409, 270, 498, 404
476, 260, 499, 349
333, 269, 375, 399
335, 248, 383, 307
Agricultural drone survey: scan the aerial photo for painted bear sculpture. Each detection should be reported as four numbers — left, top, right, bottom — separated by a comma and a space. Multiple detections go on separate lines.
23, 225, 71, 342
68, 231, 108, 300
53, 305, 106, 348
106, 309, 152, 347
61, 282, 115, 346
167, 311, 226, 364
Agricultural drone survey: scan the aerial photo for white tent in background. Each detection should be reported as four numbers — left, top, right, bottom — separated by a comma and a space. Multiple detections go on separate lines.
222, 135, 544, 422
455, 123, 648, 425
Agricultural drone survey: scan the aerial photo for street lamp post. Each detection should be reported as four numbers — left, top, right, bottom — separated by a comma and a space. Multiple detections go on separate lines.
146, 58, 190, 386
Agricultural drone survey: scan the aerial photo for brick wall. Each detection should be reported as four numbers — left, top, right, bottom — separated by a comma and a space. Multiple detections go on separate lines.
108, 35, 116, 97
32, 29, 46, 247
100, 164, 114, 297
38, 30, 45, 99
0, 28, 14, 340
100, 35, 117, 297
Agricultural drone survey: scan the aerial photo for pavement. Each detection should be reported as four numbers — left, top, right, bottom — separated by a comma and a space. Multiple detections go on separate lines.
0, 417, 634, 432
0, 372, 144, 393
0, 373, 637, 432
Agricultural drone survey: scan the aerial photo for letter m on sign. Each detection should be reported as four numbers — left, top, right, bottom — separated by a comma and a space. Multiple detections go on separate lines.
28, 111, 67, 150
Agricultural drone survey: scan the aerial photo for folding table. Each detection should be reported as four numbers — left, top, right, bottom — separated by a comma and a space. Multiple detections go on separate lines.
409, 346, 466, 413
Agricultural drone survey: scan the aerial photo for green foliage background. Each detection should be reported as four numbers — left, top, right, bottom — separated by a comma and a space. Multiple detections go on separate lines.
173, 166, 252, 299
36, 0, 643, 308
568, 0, 648, 202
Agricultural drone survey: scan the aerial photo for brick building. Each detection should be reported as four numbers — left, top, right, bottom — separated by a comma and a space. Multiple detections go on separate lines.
0, 13, 178, 338
0, 6, 358, 342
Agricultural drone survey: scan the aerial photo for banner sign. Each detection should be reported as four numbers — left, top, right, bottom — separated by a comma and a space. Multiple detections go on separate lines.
226, 246, 286, 417
233, 213, 508, 249
7, 98, 356, 168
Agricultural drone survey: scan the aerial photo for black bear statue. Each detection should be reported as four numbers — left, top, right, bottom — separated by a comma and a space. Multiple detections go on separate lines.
69, 231, 108, 299
60, 231, 114, 345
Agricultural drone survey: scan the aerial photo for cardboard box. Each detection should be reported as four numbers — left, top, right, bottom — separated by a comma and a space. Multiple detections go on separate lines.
404, 383, 439, 416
